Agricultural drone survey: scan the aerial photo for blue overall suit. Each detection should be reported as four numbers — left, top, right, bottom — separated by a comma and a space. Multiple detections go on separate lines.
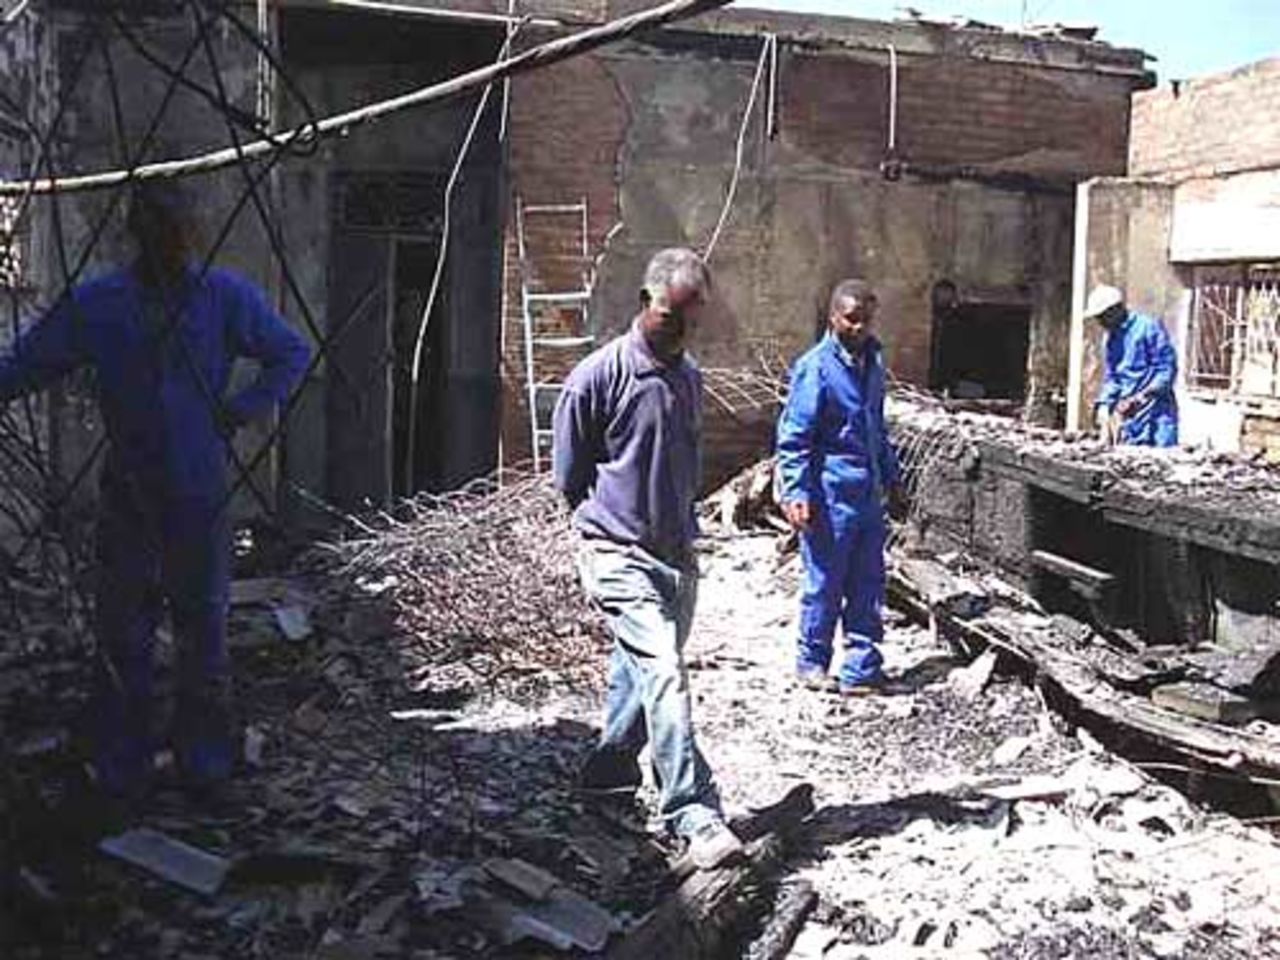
0, 264, 309, 792
776, 334, 899, 685
1097, 311, 1178, 447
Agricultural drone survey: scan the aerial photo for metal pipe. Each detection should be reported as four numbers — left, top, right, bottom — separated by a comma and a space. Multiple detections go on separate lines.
322, 0, 561, 28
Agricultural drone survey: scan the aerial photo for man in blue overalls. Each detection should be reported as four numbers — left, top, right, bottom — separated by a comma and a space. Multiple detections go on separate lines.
1085, 284, 1178, 447
0, 183, 310, 796
776, 279, 903, 696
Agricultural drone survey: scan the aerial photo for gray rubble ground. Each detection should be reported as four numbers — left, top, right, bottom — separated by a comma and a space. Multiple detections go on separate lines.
6, 520, 1280, 958
687, 534, 1280, 959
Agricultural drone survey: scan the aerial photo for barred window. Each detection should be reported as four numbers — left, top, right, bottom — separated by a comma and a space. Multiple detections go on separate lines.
1188, 265, 1280, 398
0, 196, 24, 290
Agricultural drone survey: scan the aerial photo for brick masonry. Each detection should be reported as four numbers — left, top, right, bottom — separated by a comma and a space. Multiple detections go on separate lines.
501, 31, 1145, 471
1130, 57, 1280, 181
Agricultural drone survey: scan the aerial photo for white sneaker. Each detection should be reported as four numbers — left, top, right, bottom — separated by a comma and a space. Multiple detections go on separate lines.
685, 819, 745, 869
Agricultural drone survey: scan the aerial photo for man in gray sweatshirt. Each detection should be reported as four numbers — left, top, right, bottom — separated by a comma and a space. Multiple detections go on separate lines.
551, 247, 742, 869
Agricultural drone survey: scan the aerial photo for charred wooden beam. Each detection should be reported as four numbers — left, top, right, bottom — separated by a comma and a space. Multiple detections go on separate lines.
607, 784, 814, 960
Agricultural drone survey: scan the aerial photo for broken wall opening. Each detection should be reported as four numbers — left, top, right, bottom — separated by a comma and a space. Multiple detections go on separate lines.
282, 8, 506, 510
1026, 487, 1203, 646
930, 299, 1031, 401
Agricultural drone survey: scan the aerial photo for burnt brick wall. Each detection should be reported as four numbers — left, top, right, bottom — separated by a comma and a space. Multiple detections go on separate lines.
502, 35, 1144, 467
782, 50, 1134, 177
1130, 57, 1280, 180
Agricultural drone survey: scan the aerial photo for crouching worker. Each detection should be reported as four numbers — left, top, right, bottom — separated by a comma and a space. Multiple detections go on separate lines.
0, 183, 310, 796
776, 279, 904, 696
1084, 284, 1178, 448
551, 247, 743, 869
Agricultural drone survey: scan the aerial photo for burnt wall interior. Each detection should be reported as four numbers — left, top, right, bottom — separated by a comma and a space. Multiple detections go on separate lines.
907, 430, 1280, 654
1026, 487, 1203, 645
279, 8, 506, 513
9, 6, 506, 531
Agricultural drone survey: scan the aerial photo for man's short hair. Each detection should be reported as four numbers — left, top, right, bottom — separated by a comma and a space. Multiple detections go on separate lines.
643, 247, 711, 303
829, 279, 876, 316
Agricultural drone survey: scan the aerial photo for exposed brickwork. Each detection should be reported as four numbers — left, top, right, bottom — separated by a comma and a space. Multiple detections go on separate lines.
783, 50, 1133, 176
1130, 57, 1280, 181
501, 31, 1146, 467
502, 54, 628, 464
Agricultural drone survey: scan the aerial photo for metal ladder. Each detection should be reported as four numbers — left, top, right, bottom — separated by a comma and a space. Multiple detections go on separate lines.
515, 197, 595, 472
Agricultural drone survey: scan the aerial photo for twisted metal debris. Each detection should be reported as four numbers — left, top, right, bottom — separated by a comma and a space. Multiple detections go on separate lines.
316, 469, 606, 700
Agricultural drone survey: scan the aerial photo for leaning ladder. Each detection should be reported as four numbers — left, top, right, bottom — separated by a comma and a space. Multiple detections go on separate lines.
515, 197, 594, 472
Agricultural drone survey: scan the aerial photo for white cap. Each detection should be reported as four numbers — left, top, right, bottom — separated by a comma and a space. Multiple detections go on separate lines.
1083, 285, 1124, 319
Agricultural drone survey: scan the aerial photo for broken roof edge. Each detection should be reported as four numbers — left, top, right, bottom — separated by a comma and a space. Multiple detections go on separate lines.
268, 1, 1151, 78
704, 6, 1150, 77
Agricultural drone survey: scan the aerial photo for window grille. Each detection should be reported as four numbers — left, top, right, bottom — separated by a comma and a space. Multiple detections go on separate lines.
1188, 265, 1280, 398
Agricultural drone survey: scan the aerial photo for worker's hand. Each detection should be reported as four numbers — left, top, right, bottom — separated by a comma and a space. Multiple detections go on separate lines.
1096, 405, 1116, 445
886, 483, 908, 522
1115, 393, 1145, 419
781, 500, 812, 531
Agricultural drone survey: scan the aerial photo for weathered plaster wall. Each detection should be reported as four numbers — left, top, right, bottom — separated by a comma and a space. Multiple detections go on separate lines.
1169, 169, 1280, 264
503, 35, 1143, 467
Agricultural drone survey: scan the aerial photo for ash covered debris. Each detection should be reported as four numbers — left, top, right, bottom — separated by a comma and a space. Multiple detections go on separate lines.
313, 469, 608, 702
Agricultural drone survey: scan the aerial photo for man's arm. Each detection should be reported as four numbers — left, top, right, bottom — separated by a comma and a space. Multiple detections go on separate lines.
222, 274, 311, 426
776, 360, 821, 527
551, 363, 603, 509
874, 362, 900, 491
1116, 318, 1178, 417
0, 293, 89, 404
1143, 318, 1177, 398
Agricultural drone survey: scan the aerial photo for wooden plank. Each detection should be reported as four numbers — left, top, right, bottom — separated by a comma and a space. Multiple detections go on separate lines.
888, 563, 1280, 778
1029, 550, 1115, 588
607, 785, 814, 960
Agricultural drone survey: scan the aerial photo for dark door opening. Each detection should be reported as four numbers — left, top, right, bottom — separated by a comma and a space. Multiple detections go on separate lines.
391, 239, 447, 498
929, 301, 1031, 401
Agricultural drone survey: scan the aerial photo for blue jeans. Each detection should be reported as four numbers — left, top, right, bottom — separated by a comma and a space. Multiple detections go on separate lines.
796, 495, 886, 685
93, 473, 234, 793
576, 541, 722, 837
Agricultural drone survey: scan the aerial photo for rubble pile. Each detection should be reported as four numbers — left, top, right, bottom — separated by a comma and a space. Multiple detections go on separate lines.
314, 470, 606, 702
5, 458, 1280, 958
689, 535, 1280, 959
887, 392, 1280, 508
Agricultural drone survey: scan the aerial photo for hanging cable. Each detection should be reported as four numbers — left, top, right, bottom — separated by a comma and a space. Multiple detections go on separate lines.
887, 43, 899, 155
403, 23, 525, 495
702, 33, 774, 262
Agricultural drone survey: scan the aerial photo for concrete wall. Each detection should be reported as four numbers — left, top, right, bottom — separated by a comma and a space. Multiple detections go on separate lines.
503, 33, 1145, 466
1131, 57, 1280, 181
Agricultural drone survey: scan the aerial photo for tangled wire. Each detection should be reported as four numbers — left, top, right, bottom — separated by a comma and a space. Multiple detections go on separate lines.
315, 469, 607, 701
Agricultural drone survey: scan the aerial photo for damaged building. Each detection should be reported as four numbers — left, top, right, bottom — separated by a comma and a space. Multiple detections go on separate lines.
1, 0, 1153, 531
6, 3, 1280, 958
1070, 54, 1280, 461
